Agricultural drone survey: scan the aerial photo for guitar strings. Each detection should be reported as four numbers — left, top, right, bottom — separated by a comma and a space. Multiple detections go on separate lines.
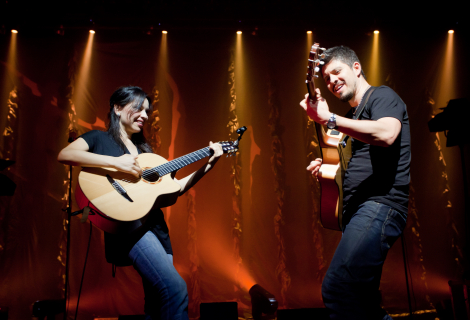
123, 142, 234, 183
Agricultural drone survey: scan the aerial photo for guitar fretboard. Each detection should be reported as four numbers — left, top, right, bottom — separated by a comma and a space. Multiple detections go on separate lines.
143, 147, 212, 178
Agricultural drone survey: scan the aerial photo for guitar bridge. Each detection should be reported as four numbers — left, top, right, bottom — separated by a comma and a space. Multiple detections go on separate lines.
106, 174, 134, 202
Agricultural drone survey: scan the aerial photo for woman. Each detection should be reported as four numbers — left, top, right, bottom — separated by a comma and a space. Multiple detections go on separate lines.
58, 86, 223, 320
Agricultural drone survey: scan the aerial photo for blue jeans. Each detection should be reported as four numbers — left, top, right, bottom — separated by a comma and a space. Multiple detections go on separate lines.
129, 231, 189, 320
321, 201, 407, 320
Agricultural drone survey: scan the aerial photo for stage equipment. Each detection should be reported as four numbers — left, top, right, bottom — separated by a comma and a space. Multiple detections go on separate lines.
0, 306, 7, 320
0, 159, 16, 196
448, 280, 470, 319
428, 98, 470, 147
200, 302, 238, 320
249, 284, 278, 320
277, 308, 330, 319
429, 98, 470, 317
32, 299, 65, 320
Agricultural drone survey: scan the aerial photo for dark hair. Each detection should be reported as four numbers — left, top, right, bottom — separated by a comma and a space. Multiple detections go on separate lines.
321, 46, 366, 79
107, 86, 153, 153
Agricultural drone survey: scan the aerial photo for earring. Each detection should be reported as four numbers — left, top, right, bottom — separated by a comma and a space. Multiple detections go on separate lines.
117, 112, 121, 117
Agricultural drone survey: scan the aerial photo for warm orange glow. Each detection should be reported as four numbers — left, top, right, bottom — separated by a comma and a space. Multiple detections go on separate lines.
435, 31, 455, 109
198, 228, 256, 293
72, 31, 95, 127
306, 31, 312, 34
89, 30, 95, 34
11, 29, 18, 34
448, 30, 454, 34
235, 28, 245, 120
367, 31, 380, 86
162, 30, 168, 34
374, 30, 380, 34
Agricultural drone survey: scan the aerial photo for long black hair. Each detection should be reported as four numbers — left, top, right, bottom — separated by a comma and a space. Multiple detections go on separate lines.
107, 86, 153, 153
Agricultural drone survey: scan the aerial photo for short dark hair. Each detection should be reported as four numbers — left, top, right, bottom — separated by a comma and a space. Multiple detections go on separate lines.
107, 86, 153, 153
321, 46, 366, 79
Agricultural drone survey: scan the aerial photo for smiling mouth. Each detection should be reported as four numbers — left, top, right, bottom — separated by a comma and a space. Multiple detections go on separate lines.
334, 83, 344, 93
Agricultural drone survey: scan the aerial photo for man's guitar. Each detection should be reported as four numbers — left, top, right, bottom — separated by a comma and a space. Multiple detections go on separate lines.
306, 43, 350, 231
75, 126, 247, 234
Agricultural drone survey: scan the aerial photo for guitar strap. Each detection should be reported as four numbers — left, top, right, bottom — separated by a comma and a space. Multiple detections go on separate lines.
353, 87, 376, 120
335, 87, 376, 226
339, 86, 376, 148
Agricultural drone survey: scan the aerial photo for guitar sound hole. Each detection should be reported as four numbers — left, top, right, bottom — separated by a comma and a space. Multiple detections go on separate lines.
142, 169, 161, 183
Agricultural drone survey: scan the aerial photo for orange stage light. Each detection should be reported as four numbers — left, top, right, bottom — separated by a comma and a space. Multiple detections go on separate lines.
237, 31, 242, 34
162, 30, 168, 34
374, 30, 380, 34
11, 30, 18, 34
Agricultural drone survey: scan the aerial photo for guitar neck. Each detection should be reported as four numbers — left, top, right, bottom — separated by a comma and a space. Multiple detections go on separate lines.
306, 79, 316, 101
151, 147, 212, 176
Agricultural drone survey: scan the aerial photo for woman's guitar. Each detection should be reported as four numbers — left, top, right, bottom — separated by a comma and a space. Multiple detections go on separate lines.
306, 44, 350, 231
75, 126, 247, 234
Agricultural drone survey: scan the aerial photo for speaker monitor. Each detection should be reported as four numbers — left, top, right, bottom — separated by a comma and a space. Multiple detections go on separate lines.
200, 301, 238, 320
277, 308, 330, 320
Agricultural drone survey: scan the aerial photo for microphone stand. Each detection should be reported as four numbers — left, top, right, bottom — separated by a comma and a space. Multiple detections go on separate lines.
63, 130, 77, 320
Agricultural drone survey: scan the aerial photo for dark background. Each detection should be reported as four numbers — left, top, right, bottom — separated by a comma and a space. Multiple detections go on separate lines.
0, 0, 469, 319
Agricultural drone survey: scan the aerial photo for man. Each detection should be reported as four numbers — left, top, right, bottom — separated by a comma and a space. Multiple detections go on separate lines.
300, 46, 411, 319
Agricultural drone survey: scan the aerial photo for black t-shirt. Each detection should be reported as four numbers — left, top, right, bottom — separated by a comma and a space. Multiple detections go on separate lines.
342, 86, 411, 215
80, 130, 173, 265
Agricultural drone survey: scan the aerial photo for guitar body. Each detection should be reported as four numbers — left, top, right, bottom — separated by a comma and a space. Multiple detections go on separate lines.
74, 128, 247, 234
315, 123, 351, 231
305, 43, 353, 231
76, 153, 181, 234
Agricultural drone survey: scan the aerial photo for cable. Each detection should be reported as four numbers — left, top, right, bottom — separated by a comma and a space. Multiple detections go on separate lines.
74, 220, 93, 320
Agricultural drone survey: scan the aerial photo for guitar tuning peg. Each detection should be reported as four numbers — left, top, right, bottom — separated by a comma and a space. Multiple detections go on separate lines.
314, 75, 319, 78
320, 61, 325, 65
314, 67, 319, 73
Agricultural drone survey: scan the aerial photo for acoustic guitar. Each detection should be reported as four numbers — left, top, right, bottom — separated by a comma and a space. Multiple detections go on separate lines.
75, 126, 247, 234
305, 43, 350, 231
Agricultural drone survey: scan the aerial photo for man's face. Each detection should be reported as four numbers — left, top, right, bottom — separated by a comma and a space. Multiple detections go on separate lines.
322, 59, 359, 103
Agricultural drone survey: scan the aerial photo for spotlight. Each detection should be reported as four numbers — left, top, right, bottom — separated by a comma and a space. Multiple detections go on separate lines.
374, 30, 379, 34
249, 284, 278, 320
162, 30, 168, 34
237, 31, 242, 34
448, 30, 454, 34
307, 31, 312, 34
11, 29, 18, 34
89, 30, 95, 34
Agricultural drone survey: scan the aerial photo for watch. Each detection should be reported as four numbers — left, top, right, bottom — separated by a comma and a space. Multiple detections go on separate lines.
327, 113, 337, 130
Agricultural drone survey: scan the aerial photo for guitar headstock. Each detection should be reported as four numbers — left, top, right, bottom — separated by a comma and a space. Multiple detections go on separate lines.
306, 43, 326, 101
219, 126, 247, 156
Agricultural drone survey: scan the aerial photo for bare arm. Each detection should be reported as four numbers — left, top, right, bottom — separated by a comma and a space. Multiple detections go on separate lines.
174, 141, 223, 195
334, 116, 401, 147
300, 90, 401, 147
57, 137, 143, 177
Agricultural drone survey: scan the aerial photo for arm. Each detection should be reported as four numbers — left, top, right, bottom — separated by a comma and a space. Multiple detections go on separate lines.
174, 141, 223, 195
57, 137, 143, 177
300, 89, 401, 147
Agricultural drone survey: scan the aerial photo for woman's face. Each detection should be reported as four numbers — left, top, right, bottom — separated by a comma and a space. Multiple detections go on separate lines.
117, 98, 149, 137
